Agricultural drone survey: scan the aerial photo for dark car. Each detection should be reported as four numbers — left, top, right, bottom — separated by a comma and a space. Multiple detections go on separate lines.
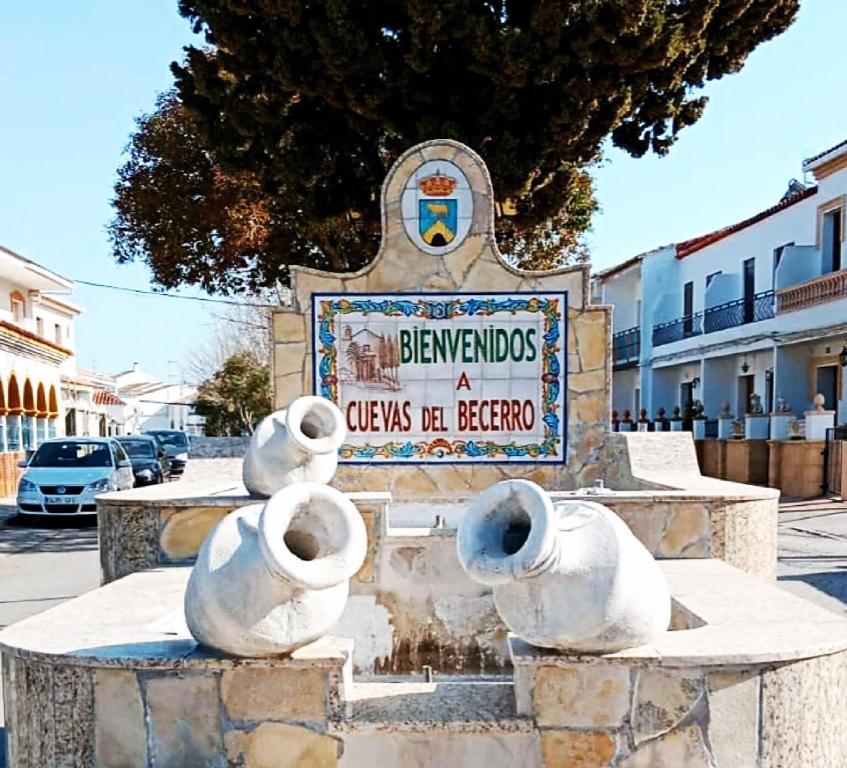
116, 435, 170, 487
143, 430, 190, 477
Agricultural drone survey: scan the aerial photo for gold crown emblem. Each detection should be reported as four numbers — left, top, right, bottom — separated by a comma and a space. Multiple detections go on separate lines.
419, 170, 457, 197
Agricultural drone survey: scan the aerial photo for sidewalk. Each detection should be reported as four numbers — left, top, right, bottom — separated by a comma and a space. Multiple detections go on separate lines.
777, 495, 847, 616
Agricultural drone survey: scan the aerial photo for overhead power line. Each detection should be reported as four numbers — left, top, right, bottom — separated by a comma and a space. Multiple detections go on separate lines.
73, 278, 280, 308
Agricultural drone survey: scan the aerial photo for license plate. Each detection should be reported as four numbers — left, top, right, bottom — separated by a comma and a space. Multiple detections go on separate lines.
44, 495, 75, 504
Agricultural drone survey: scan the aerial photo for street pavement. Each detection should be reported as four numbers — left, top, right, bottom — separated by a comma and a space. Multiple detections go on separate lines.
776, 497, 847, 615
0, 494, 844, 763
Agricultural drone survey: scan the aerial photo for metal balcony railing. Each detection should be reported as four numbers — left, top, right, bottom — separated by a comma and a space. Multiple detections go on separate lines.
612, 326, 640, 369
652, 313, 702, 347
777, 269, 847, 313
702, 291, 774, 333
652, 291, 775, 348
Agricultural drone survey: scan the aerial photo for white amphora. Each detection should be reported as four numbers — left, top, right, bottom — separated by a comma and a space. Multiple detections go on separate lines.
457, 479, 671, 653
243, 395, 346, 498
185, 482, 367, 657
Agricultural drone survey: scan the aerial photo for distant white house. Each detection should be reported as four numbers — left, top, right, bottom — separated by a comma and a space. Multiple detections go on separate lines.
594, 137, 847, 426
61, 367, 128, 437
114, 362, 205, 435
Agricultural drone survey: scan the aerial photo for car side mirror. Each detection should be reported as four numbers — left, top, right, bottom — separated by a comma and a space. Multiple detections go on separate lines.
17, 459, 28, 468
118, 459, 132, 468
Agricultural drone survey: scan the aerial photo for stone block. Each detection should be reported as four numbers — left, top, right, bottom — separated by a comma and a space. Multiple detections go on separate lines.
533, 665, 630, 728
619, 724, 712, 767
355, 508, 376, 582
225, 722, 339, 768
540, 730, 617, 767
275, 371, 303, 409
657, 505, 711, 558
338, 731, 541, 767
573, 311, 607, 373
274, 341, 307, 378
706, 670, 759, 768
145, 673, 225, 766
94, 670, 147, 767
572, 393, 607, 425
160, 506, 230, 561
631, 669, 704, 744
273, 311, 305, 343
295, 273, 343, 315
569, 369, 605, 395
444, 241, 482, 285
221, 667, 328, 721
392, 467, 439, 496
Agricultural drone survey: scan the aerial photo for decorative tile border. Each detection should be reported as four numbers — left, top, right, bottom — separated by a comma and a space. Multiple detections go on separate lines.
313, 291, 567, 464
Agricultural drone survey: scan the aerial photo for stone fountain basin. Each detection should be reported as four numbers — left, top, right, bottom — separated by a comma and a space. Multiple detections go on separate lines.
2, 558, 847, 766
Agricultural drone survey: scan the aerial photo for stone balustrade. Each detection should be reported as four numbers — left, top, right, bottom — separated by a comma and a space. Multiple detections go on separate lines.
777, 268, 847, 313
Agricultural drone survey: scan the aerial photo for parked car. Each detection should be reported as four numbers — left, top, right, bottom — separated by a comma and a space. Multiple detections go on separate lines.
116, 435, 171, 486
16, 437, 135, 516
143, 430, 190, 477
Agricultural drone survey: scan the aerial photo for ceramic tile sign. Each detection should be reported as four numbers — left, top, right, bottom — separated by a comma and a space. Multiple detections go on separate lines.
313, 292, 567, 464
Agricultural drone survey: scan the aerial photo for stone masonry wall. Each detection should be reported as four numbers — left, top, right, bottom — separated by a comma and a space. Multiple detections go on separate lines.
6, 647, 847, 766
272, 140, 612, 499
187, 436, 249, 458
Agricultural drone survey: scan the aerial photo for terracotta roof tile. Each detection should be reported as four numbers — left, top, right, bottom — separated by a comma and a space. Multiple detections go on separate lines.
676, 186, 818, 259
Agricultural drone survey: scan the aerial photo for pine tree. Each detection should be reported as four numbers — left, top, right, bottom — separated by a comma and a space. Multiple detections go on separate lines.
111, 0, 799, 293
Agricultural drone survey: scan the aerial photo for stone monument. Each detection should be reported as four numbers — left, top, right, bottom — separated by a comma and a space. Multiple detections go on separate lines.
8, 141, 847, 766
271, 139, 610, 498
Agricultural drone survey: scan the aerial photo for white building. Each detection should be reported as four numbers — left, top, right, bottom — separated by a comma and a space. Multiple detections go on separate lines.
595, 138, 847, 427
61, 367, 128, 437
114, 362, 205, 435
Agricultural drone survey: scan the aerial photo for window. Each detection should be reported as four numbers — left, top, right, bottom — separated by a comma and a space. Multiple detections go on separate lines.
35, 317, 43, 337
682, 281, 694, 335
10, 291, 25, 323
773, 243, 793, 286
54, 323, 62, 345
743, 258, 755, 323
823, 208, 842, 273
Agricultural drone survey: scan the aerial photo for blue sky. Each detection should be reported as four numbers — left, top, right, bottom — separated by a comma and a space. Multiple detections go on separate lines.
1, 1, 844, 380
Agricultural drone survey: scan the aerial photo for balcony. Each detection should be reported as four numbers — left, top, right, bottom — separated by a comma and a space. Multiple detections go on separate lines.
652, 291, 774, 348
612, 326, 640, 369
703, 291, 774, 333
777, 269, 847, 313
652, 313, 703, 347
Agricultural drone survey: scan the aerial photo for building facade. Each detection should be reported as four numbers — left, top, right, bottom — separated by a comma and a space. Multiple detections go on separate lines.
114, 363, 204, 435
0, 245, 81, 494
595, 139, 847, 430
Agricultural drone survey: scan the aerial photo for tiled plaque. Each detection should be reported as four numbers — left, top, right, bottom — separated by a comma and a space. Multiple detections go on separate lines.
313, 291, 567, 464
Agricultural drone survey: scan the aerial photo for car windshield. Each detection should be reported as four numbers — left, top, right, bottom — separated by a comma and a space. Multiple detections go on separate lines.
120, 441, 155, 459
29, 441, 113, 468
147, 432, 188, 450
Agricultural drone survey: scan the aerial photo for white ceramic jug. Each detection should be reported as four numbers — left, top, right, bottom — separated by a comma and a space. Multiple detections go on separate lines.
457, 479, 671, 653
243, 395, 346, 498
185, 481, 367, 657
